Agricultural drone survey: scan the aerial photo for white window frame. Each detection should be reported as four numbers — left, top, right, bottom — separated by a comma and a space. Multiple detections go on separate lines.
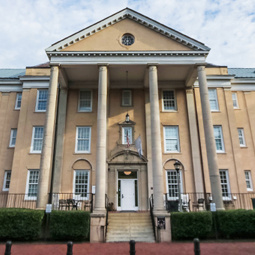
75, 127, 91, 153
73, 170, 90, 200
164, 126, 180, 153
2, 170, 11, 191
9, 128, 17, 147
78, 90, 92, 112
219, 170, 231, 200
209, 89, 219, 111
232, 92, 239, 109
238, 128, 246, 147
30, 126, 44, 153
122, 126, 133, 145
25, 170, 39, 200
122, 90, 132, 106
162, 90, 177, 111
213, 125, 225, 153
15, 92, 22, 110
165, 170, 183, 200
245, 170, 253, 191
35, 89, 48, 112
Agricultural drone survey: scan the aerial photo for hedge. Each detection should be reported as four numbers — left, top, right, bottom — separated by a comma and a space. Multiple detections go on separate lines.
0, 208, 44, 241
49, 210, 90, 241
171, 211, 212, 240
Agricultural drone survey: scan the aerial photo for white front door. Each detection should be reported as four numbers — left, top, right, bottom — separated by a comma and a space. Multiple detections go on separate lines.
121, 179, 137, 211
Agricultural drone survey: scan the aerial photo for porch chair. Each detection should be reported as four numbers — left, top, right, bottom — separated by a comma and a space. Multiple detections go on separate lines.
181, 194, 190, 212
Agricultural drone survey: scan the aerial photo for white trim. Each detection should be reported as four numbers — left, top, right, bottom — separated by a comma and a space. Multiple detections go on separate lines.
208, 89, 219, 111
25, 169, 39, 200
219, 169, 231, 200
9, 128, 17, 147
122, 90, 132, 106
35, 89, 48, 112
238, 128, 246, 147
15, 92, 22, 110
22, 81, 50, 89
30, 126, 44, 153
232, 92, 239, 109
75, 126, 91, 153
2, 170, 11, 191
0, 85, 23, 92
213, 125, 225, 153
162, 90, 177, 111
73, 170, 90, 200
245, 170, 253, 191
165, 170, 183, 200
163, 126, 180, 153
78, 90, 93, 112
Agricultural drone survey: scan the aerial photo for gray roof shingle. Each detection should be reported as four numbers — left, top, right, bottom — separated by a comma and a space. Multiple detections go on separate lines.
228, 68, 255, 78
0, 69, 25, 78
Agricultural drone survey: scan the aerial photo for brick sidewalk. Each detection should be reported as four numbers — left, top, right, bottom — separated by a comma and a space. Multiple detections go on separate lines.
1, 241, 255, 255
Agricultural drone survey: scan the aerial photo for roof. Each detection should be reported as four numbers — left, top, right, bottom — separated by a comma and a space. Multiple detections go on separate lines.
27, 62, 50, 68
228, 68, 255, 78
0, 69, 25, 78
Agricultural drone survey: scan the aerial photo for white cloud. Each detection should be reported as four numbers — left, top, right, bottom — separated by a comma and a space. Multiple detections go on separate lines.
0, 0, 254, 67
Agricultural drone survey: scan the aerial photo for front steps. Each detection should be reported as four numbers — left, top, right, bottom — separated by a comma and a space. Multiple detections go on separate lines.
106, 212, 155, 242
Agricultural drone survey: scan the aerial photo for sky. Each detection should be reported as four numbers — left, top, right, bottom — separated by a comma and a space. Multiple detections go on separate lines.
0, 0, 254, 68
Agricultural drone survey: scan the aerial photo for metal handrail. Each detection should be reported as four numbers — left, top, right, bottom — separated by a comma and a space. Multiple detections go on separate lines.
149, 194, 156, 241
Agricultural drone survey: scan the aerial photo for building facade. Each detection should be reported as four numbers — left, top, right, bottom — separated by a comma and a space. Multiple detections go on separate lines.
1, 8, 255, 242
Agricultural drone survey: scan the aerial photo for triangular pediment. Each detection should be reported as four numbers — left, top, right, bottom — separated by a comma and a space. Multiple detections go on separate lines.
46, 8, 210, 53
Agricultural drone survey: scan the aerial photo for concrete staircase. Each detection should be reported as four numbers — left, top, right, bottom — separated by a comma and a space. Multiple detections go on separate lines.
106, 212, 155, 242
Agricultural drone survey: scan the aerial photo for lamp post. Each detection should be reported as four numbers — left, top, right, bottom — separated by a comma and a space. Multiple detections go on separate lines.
174, 161, 182, 212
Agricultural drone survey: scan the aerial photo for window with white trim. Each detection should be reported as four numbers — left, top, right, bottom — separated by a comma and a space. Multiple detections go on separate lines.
219, 170, 231, 200
9, 128, 17, 147
238, 128, 246, 147
162, 90, 176, 111
31, 127, 44, 153
166, 170, 183, 200
213, 126, 225, 152
79, 90, 92, 112
245, 170, 253, 191
122, 90, 132, 106
35, 90, 48, 112
25, 170, 39, 200
209, 89, 219, 111
3, 171, 11, 191
73, 170, 90, 200
232, 92, 239, 109
122, 126, 132, 145
76, 127, 91, 153
15, 93, 22, 110
164, 126, 180, 152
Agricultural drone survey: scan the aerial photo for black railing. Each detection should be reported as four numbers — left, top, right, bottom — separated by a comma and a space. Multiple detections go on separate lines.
149, 194, 156, 240
0, 193, 37, 209
105, 194, 109, 241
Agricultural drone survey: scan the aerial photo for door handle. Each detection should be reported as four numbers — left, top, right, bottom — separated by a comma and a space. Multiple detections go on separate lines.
122, 194, 124, 198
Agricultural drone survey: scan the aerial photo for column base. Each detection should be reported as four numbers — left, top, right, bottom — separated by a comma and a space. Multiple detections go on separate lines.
90, 211, 106, 243
153, 210, 171, 242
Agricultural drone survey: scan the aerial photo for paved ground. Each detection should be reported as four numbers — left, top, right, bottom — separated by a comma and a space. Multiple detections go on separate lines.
0, 241, 255, 254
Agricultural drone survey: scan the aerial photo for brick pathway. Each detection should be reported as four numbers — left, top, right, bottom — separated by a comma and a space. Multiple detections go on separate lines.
0, 241, 255, 254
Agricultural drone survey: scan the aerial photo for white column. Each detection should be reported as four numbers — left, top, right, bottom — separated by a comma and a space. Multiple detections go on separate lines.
197, 65, 224, 210
94, 65, 108, 212
149, 65, 165, 211
37, 65, 59, 209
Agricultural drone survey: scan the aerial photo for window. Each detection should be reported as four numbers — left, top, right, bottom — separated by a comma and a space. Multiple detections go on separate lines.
76, 127, 91, 153
219, 170, 231, 200
164, 126, 180, 152
166, 170, 183, 200
79, 90, 92, 112
31, 127, 44, 153
15, 93, 22, 109
73, 170, 90, 200
213, 126, 225, 152
208, 89, 219, 111
122, 126, 132, 145
36, 90, 48, 112
3, 171, 11, 191
122, 34, 135, 46
122, 90, 132, 106
238, 128, 246, 147
9, 128, 17, 147
162, 91, 176, 111
25, 170, 39, 200
232, 92, 239, 108
245, 171, 253, 191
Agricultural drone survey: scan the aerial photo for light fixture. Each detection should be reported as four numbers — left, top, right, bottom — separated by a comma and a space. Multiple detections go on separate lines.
124, 171, 132, 175
174, 161, 181, 172
125, 113, 130, 122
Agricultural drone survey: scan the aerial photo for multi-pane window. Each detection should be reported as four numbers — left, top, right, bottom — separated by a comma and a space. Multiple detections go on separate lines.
213, 126, 225, 152
245, 170, 253, 191
79, 90, 92, 112
166, 170, 182, 200
232, 92, 239, 108
9, 128, 17, 147
73, 170, 90, 200
31, 127, 44, 153
36, 90, 48, 112
122, 126, 132, 144
163, 91, 176, 111
15, 93, 22, 110
3, 171, 11, 191
208, 89, 219, 111
26, 170, 39, 200
219, 170, 231, 200
76, 127, 91, 153
238, 128, 246, 147
122, 90, 132, 106
164, 126, 180, 152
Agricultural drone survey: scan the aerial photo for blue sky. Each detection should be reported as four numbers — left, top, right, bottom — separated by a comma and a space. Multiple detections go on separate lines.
0, 0, 254, 68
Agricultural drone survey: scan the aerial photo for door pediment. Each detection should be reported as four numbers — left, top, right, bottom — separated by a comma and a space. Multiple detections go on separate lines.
108, 149, 147, 164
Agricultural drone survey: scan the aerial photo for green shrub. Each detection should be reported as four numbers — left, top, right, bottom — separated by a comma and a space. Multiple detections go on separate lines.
49, 210, 90, 240
0, 208, 44, 241
171, 211, 212, 240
